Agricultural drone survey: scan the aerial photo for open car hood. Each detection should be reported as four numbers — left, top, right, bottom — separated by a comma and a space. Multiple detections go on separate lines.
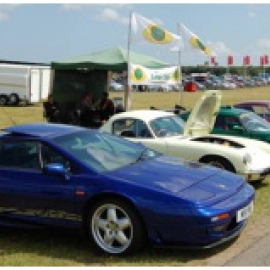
183, 90, 221, 136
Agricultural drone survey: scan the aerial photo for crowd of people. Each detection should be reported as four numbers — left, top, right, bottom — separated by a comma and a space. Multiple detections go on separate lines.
43, 91, 123, 128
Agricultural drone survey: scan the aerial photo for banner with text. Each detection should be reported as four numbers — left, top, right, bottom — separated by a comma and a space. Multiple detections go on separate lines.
129, 64, 181, 86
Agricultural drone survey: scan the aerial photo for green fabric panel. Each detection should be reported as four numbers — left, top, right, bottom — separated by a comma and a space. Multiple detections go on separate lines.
52, 70, 107, 111
51, 46, 168, 71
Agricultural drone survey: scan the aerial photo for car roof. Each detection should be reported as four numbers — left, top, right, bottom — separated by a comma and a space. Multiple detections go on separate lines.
235, 100, 270, 106
2, 123, 88, 139
111, 109, 174, 122
219, 106, 250, 116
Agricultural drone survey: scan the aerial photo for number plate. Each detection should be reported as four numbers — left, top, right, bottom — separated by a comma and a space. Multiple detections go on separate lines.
237, 201, 254, 223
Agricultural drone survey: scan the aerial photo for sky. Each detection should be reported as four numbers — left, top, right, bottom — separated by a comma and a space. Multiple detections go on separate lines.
0, 2, 270, 67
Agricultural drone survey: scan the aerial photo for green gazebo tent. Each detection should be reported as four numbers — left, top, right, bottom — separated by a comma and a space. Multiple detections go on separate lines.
50, 46, 169, 110
51, 46, 169, 71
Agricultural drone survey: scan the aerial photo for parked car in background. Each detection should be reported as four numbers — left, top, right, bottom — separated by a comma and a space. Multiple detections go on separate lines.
253, 76, 267, 86
102, 90, 270, 182
148, 84, 175, 92
181, 105, 270, 143
110, 80, 124, 91
183, 78, 206, 91
194, 81, 206, 90
243, 79, 255, 87
234, 79, 245, 88
224, 79, 237, 89
212, 106, 270, 142
212, 106, 270, 143
234, 100, 270, 122
0, 123, 255, 255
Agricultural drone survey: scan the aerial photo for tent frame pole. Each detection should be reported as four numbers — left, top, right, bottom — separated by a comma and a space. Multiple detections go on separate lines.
125, 11, 133, 111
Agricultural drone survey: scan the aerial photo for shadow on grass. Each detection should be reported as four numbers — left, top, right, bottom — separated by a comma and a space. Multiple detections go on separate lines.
250, 180, 269, 191
0, 225, 238, 266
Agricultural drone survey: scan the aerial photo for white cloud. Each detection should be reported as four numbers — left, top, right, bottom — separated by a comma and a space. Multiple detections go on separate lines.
153, 18, 164, 25
105, 4, 133, 10
0, 4, 21, 11
0, 4, 21, 22
248, 11, 256, 18
94, 8, 129, 25
0, 11, 8, 21
208, 41, 232, 56
61, 4, 83, 12
256, 38, 270, 50
246, 4, 269, 18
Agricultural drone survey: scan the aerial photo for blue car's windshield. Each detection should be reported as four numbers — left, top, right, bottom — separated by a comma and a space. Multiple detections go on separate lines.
53, 131, 160, 172
239, 111, 270, 132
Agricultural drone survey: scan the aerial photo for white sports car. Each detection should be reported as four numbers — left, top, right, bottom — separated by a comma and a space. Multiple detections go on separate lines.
101, 90, 270, 182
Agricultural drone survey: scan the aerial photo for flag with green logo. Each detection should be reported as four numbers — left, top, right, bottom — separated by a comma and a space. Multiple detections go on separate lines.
129, 64, 181, 86
179, 23, 212, 56
130, 12, 181, 47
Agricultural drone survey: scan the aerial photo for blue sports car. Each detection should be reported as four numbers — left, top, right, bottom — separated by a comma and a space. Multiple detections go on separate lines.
0, 123, 254, 256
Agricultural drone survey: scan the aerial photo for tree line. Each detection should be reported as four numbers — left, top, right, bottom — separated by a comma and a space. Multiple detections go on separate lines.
183, 65, 270, 76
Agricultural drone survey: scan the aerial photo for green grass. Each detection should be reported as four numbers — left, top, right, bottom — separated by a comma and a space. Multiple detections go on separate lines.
0, 86, 270, 265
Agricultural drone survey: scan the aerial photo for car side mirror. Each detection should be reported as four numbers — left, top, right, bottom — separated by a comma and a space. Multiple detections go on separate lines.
43, 163, 70, 181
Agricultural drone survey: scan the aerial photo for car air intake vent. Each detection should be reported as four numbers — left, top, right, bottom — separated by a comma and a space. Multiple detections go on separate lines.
191, 136, 244, 148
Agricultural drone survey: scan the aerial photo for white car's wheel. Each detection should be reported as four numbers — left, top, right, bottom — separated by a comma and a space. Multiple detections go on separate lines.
200, 156, 235, 172
88, 198, 145, 256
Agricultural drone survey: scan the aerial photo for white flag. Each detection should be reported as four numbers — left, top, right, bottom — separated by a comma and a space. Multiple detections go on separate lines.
129, 64, 181, 86
130, 12, 181, 47
179, 23, 213, 56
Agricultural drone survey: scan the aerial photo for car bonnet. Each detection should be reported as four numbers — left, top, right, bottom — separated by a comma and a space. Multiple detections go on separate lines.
183, 90, 221, 136
107, 155, 245, 206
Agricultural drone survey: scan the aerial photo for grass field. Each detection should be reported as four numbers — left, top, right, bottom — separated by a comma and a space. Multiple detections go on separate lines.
0, 86, 270, 266
1, 86, 269, 129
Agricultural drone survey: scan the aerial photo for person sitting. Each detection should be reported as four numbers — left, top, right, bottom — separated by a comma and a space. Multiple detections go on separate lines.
43, 94, 60, 123
97, 91, 115, 121
78, 93, 94, 127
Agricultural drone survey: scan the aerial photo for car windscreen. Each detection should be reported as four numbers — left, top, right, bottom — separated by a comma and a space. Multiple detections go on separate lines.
52, 131, 160, 172
150, 115, 185, 137
239, 111, 270, 132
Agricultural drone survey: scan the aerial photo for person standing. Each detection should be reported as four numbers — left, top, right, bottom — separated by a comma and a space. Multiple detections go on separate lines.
79, 93, 94, 127
43, 94, 60, 123
97, 91, 115, 121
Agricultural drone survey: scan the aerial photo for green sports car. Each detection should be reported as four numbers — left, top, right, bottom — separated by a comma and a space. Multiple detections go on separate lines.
180, 105, 270, 143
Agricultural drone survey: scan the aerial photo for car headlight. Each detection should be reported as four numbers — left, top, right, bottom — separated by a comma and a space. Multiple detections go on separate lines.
243, 153, 252, 165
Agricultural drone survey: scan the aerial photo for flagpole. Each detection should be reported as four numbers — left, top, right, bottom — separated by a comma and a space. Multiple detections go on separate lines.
177, 23, 183, 107
125, 11, 133, 111
178, 51, 183, 107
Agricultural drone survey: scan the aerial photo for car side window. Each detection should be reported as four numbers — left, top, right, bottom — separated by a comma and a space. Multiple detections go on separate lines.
238, 106, 254, 112
41, 144, 72, 172
215, 116, 241, 131
252, 105, 269, 117
215, 115, 228, 130
225, 116, 242, 128
0, 141, 41, 170
112, 119, 152, 138
112, 119, 136, 137
134, 120, 153, 138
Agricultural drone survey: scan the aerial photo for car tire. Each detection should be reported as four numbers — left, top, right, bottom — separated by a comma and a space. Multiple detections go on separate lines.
200, 156, 235, 172
0, 95, 8, 106
87, 198, 146, 256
